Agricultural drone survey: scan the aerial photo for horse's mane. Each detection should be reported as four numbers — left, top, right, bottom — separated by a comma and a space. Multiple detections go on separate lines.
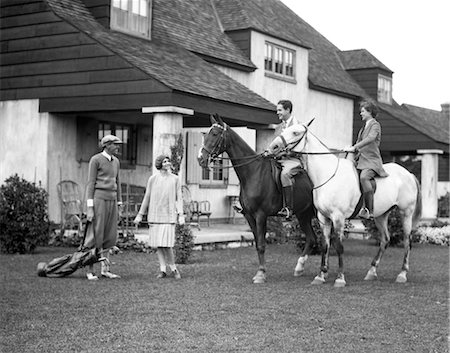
226, 125, 257, 157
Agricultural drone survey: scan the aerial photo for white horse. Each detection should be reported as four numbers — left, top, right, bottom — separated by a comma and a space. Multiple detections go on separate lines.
267, 123, 421, 287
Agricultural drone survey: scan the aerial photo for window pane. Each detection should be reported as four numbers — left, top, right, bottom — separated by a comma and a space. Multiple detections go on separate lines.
140, 0, 148, 16
264, 43, 273, 71
212, 160, 223, 180
274, 47, 283, 74
132, 0, 139, 14
202, 167, 210, 180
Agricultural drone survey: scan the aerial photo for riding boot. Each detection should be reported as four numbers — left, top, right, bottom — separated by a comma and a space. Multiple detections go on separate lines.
359, 191, 374, 220
278, 186, 294, 220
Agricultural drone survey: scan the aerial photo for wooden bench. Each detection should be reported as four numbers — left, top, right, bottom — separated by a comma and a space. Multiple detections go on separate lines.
120, 183, 146, 231
190, 200, 212, 227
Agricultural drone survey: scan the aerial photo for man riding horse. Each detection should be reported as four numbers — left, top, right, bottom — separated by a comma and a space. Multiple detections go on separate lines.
272, 100, 302, 220
233, 99, 303, 220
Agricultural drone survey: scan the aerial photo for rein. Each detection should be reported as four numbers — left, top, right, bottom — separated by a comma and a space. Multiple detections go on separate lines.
277, 125, 347, 189
202, 122, 265, 169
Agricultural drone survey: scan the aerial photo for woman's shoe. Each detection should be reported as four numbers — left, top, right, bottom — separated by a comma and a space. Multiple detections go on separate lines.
101, 271, 121, 279
86, 272, 99, 281
156, 271, 167, 279
173, 269, 181, 280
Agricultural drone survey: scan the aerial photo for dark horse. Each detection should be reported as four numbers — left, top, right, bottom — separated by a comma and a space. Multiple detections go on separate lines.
197, 114, 317, 283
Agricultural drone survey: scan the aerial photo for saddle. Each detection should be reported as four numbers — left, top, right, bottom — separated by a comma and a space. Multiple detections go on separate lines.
270, 159, 308, 194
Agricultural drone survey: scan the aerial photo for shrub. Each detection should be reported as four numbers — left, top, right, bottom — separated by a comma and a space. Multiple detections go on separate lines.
412, 225, 450, 246
266, 216, 321, 254
438, 193, 449, 217
0, 174, 50, 254
174, 223, 194, 264
362, 207, 405, 246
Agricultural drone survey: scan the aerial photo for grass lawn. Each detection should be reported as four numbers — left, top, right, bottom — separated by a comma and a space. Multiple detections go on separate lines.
0, 239, 448, 353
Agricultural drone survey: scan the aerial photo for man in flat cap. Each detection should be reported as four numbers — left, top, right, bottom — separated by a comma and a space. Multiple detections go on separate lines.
84, 134, 123, 280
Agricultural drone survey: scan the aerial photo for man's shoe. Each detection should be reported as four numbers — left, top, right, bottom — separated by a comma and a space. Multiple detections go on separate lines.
173, 269, 181, 280
232, 204, 243, 214
101, 271, 121, 279
86, 272, 98, 281
278, 207, 292, 220
358, 207, 373, 220
156, 271, 167, 279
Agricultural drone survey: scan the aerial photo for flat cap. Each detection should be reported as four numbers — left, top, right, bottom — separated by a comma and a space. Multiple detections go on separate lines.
101, 134, 123, 147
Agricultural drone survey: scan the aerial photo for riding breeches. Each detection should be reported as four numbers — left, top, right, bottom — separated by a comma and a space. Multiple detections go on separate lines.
280, 158, 302, 187
359, 169, 377, 193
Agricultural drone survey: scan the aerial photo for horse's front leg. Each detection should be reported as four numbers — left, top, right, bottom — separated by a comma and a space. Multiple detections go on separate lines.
245, 213, 267, 284
294, 211, 315, 276
312, 214, 331, 285
331, 216, 346, 287
364, 212, 390, 281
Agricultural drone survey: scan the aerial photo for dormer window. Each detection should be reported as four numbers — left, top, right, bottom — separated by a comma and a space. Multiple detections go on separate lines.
378, 74, 392, 104
111, 0, 152, 38
265, 42, 295, 80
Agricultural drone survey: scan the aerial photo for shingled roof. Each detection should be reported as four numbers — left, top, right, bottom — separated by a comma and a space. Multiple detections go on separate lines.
45, 0, 276, 113
151, 0, 256, 70
380, 101, 449, 146
338, 49, 393, 73
401, 103, 449, 145
213, 0, 366, 98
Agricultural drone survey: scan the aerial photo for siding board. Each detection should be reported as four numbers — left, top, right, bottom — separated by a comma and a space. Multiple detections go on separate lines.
0, 56, 130, 77
1, 68, 150, 89
0, 23, 78, 41
4, 33, 96, 52
0, 2, 49, 17
1, 44, 113, 65
2, 80, 169, 99
0, 13, 60, 29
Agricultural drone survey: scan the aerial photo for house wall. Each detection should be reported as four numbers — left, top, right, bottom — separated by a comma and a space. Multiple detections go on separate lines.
215, 31, 354, 149
0, 99, 49, 188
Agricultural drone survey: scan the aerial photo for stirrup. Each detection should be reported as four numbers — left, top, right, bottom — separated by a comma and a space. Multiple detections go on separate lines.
358, 207, 373, 220
278, 207, 292, 220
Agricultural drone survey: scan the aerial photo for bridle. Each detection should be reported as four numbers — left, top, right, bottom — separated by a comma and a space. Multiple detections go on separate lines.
276, 125, 341, 189
201, 123, 228, 160
200, 123, 264, 169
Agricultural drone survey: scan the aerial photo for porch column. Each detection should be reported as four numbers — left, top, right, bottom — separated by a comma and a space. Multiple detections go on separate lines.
142, 106, 194, 173
417, 149, 443, 219
255, 125, 276, 153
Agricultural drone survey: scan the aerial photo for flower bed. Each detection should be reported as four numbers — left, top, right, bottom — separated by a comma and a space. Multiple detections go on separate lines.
413, 225, 450, 246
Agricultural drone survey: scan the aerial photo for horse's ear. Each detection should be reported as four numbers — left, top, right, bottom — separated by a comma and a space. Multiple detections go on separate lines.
216, 114, 225, 126
210, 114, 218, 125
306, 118, 315, 127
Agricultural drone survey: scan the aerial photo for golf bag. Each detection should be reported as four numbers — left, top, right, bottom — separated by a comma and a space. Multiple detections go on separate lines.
37, 221, 104, 277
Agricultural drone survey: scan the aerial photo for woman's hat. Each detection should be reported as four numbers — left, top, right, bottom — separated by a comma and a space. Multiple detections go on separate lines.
155, 155, 170, 170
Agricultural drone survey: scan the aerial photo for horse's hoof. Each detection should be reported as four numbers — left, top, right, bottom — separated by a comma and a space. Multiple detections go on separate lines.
334, 278, 346, 288
253, 277, 266, 284
293, 270, 303, 277
311, 276, 325, 285
395, 273, 407, 283
364, 273, 378, 281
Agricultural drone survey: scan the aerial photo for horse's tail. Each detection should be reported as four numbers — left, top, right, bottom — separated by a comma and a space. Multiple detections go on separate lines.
412, 175, 422, 228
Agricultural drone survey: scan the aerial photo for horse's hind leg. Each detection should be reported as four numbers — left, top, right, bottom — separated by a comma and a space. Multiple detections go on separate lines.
294, 211, 315, 277
364, 212, 390, 281
395, 210, 413, 283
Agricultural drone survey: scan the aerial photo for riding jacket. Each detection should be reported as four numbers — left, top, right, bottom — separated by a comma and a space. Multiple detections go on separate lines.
354, 118, 388, 177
